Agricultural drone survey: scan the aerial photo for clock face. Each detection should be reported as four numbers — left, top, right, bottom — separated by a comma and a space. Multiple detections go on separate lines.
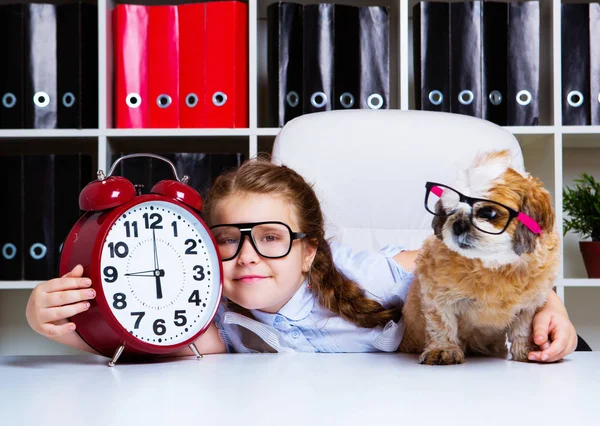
99, 200, 221, 346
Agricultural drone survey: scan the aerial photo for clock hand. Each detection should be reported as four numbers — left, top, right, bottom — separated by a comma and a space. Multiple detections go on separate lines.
125, 270, 156, 277
156, 274, 163, 299
152, 228, 160, 270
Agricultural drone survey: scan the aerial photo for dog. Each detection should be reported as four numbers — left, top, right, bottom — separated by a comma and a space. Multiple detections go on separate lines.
398, 149, 560, 365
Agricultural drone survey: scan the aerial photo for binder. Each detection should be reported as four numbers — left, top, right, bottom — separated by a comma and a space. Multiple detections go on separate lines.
507, 1, 540, 126
151, 153, 177, 185
0, 156, 23, 280
179, 2, 205, 128
24, 155, 55, 281
57, 2, 99, 129
267, 2, 303, 126
333, 5, 359, 111
303, 4, 334, 114
450, 1, 482, 118
591, 3, 600, 125
413, 1, 450, 112
359, 6, 389, 110
114, 4, 149, 128
149, 5, 180, 128
482, 1, 508, 126
561, 4, 590, 126
172, 153, 211, 197
205, 0, 248, 128
24, 3, 58, 129
54, 154, 92, 266
0, 5, 25, 129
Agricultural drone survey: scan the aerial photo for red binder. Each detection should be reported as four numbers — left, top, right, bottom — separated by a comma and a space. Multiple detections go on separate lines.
149, 5, 179, 128
205, 0, 248, 128
178, 3, 205, 128
114, 4, 149, 128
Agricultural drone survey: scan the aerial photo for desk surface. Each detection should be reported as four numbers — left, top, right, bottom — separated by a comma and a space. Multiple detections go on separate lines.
1, 352, 598, 426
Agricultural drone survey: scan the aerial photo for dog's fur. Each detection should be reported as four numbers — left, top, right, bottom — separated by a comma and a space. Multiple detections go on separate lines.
398, 150, 560, 365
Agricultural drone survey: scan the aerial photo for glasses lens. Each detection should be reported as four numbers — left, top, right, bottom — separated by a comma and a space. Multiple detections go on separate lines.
211, 226, 242, 260
471, 201, 511, 234
426, 185, 460, 216
252, 223, 292, 258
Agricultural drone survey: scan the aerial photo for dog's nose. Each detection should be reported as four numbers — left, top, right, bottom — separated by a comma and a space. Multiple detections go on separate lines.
452, 220, 469, 236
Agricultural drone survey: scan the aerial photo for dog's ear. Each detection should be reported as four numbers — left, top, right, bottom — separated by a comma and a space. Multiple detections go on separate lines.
513, 180, 554, 255
432, 203, 446, 240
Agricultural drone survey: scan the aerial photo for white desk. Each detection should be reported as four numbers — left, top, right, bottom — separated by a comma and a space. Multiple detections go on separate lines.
1, 352, 598, 426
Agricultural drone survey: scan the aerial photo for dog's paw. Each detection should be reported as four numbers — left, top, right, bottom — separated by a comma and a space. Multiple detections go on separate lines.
510, 338, 538, 362
419, 347, 465, 365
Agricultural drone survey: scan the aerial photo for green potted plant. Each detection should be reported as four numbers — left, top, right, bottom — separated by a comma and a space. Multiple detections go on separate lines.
563, 172, 600, 278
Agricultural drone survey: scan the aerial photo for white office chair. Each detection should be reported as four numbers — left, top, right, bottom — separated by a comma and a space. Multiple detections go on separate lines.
271, 109, 524, 252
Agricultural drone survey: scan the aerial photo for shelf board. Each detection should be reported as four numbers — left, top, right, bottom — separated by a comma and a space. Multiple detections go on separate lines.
0, 282, 37, 290
505, 126, 557, 135
105, 128, 251, 138
256, 128, 281, 136
0, 129, 99, 138
558, 278, 600, 287
560, 126, 600, 135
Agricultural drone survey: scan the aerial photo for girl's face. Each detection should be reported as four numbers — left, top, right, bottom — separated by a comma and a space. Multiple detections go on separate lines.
210, 192, 317, 313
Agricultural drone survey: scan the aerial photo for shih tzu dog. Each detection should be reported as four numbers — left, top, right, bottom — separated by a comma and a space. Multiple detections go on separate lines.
398, 150, 559, 365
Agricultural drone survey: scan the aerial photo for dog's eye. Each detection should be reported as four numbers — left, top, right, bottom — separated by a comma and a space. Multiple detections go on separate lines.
476, 206, 498, 220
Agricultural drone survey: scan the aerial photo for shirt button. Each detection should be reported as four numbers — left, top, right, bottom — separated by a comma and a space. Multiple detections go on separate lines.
291, 331, 300, 339
274, 315, 283, 323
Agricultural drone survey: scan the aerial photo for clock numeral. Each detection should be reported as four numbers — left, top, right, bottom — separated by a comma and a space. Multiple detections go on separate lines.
153, 319, 166, 336
131, 311, 145, 329
103, 266, 118, 283
188, 290, 201, 306
174, 310, 187, 327
171, 221, 178, 237
143, 213, 163, 229
108, 242, 129, 259
193, 265, 205, 281
184, 239, 197, 255
124, 221, 139, 238
113, 293, 127, 310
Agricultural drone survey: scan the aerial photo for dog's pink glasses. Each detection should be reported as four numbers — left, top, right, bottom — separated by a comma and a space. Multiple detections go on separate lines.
426, 182, 542, 235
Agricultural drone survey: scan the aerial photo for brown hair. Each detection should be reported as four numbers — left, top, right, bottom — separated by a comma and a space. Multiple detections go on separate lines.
204, 158, 401, 328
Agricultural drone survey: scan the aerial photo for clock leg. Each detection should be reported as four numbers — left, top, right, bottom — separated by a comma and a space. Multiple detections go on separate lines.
108, 345, 126, 367
189, 343, 203, 360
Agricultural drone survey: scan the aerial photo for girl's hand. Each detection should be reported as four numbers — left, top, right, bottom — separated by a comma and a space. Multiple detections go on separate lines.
26, 265, 96, 338
528, 291, 578, 362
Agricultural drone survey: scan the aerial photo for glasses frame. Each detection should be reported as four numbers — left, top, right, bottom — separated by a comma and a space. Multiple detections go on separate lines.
209, 221, 308, 261
424, 181, 542, 235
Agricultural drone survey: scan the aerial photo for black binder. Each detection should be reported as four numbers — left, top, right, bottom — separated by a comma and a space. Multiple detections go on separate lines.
267, 2, 303, 126
359, 6, 389, 110
0, 156, 24, 280
24, 3, 58, 129
482, 1, 508, 125
115, 153, 153, 195
0, 5, 25, 129
413, 1, 450, 112
507, 1, 540, 126
24, 155, 55, 281
450, 1, 482, 118
54, 154, 93, 270
591, 3, 600, 125
303, 4, 334, 114
333, 4, 359, 110
561, 4, 590, 126
57, 2, 98, 129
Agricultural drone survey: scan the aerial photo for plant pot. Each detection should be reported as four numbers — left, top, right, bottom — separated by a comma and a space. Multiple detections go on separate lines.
579, 241, 600, 278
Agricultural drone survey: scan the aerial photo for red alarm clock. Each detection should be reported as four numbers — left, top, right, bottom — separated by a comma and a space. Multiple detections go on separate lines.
59, 153, 223, 366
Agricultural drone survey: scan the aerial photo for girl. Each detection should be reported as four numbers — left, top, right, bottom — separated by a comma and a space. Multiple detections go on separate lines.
26, 159, 577, 360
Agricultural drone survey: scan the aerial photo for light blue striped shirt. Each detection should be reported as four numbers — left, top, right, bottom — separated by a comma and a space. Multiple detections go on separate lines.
214, 240, 414, 353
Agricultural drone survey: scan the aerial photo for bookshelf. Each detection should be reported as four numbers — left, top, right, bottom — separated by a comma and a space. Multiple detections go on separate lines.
1, 0, 599, 354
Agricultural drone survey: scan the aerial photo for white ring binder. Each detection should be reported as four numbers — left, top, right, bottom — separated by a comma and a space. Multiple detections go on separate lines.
126, 93, 142, 109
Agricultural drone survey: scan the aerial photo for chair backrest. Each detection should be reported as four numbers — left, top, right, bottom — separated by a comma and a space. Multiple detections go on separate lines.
271, 109, 524, 251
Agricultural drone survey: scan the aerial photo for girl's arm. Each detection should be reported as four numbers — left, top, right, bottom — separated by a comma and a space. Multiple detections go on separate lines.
528, 290, 578, 362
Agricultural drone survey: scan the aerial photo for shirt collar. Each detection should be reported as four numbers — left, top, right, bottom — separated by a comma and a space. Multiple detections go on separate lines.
251, 278, 315, 324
